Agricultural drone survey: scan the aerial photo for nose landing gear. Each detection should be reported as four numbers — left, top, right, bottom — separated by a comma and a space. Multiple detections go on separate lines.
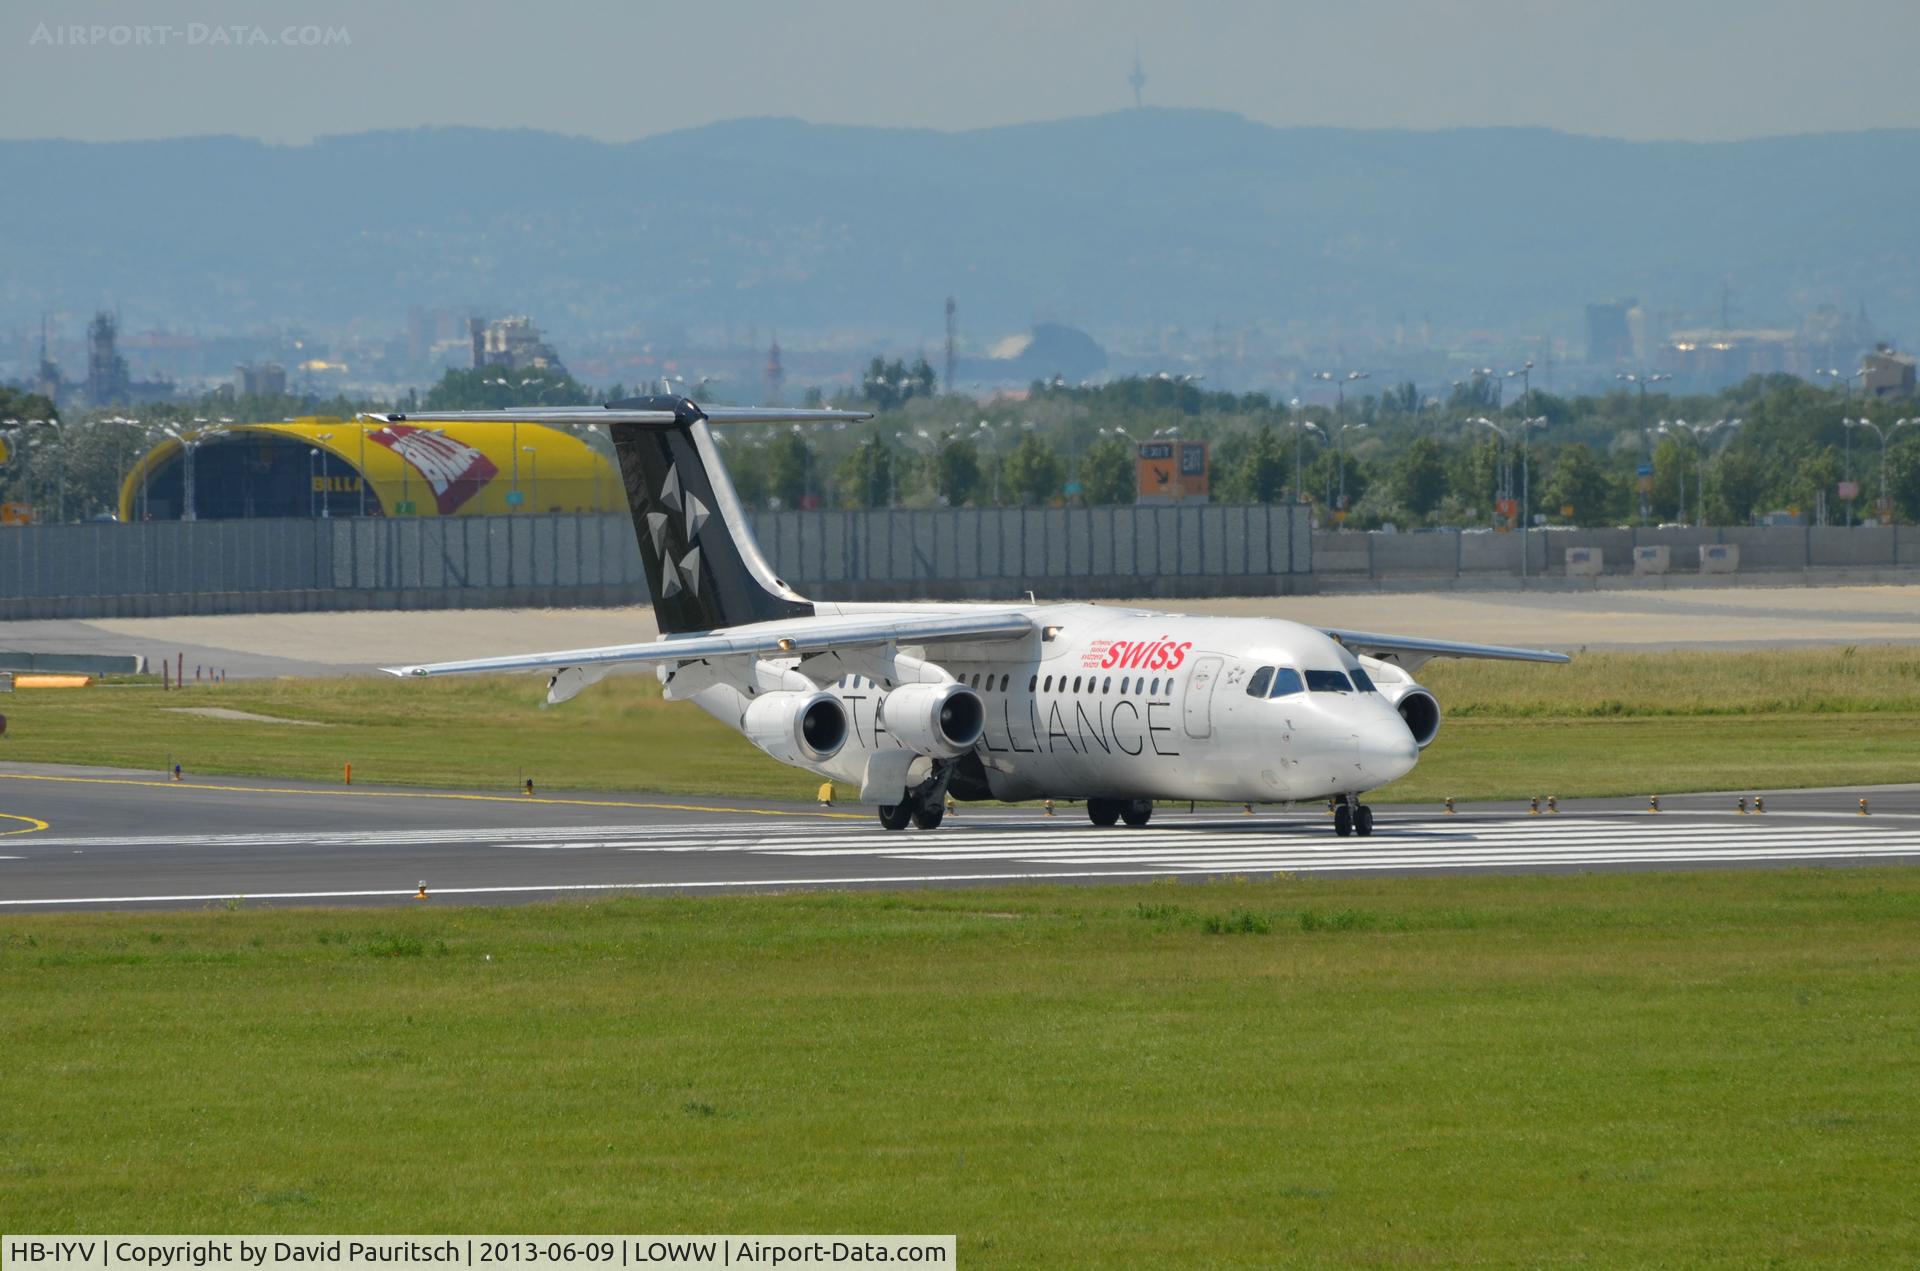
1333, 796, 1374, 838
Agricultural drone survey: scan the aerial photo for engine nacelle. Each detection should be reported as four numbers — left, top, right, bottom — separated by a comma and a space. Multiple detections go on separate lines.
741, 690, 849, 766
878, 681, 985, 758
1377, 681, 1442, 749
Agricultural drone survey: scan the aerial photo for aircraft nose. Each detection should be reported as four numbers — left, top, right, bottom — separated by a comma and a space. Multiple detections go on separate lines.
1356, 722, 1419, 784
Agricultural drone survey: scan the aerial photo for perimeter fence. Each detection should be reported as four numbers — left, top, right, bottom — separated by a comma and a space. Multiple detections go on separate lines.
0, 503, 1313, 618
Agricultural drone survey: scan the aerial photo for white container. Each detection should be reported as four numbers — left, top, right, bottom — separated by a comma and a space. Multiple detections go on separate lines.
1699, 543, 1740, 574
1565, 547, 1603, 577
1632, 545, 1671, 575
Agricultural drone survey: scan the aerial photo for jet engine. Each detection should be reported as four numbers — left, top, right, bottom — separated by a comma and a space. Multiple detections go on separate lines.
742, 690, 850, 766
1376, 680, 1442, 749
878, 681, 985, 758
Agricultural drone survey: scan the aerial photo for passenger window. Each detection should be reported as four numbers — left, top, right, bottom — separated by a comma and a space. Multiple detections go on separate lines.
1028, 675, 1037, 692
1305, 669, 1353, 693
1073, 676, 1082, 692
1247, 666, 1274, 698
1043, 676, 1053, 691
1000, 675, 1010, 691
1349, 666, 1376, 693
1150, 677, 1161, 694
1268, 667, 1305, 698
1102, 677, 1111, 693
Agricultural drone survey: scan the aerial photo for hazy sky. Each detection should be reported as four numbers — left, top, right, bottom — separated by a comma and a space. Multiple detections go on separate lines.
6, 0, 1918, 145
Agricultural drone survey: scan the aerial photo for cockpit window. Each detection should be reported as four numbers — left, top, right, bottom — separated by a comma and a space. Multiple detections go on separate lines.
1305, 669, 1354, 693
1246, 666, 1274, 697
1268, 667, 1305, 698
1348, 665, 1376, 693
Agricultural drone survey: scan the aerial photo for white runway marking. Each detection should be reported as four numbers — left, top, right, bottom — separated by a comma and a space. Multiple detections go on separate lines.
9, 813, 1920, 891
0, 869, 1203, 907
617, 816, 1920, 874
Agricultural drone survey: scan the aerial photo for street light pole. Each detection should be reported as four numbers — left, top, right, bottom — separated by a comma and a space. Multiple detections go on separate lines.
1842, 413, 1857, 527
1468, 415, 1513, 524
1846, 418, 1917, 523
1515, 416, 1548, 578
1335, 422, 1367, 518
1286, 400, 1324, 507
1506, 360, 1535, 416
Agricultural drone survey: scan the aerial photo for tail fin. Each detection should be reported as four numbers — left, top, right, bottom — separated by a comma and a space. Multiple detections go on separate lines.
606, 394, 827, 633
359, 398, 871, 634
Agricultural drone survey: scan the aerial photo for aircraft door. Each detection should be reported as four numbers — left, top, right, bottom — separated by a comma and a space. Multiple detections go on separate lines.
1183, 655, 1222, 739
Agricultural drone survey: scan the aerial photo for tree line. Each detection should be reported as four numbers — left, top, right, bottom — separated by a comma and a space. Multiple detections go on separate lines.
5, 369, 1916, 526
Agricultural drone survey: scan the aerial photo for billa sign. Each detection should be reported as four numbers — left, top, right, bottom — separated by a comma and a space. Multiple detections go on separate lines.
1136, 440, 1209, 503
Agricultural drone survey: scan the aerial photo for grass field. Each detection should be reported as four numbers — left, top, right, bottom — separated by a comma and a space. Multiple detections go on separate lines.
3, 869, 1917, 1264
0, 648, 1916, 802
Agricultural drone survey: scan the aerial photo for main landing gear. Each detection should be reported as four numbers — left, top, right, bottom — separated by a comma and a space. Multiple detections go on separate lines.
877, 765, 952, 832
1333, 795, 1374, 838
1087, 798, 1153, 828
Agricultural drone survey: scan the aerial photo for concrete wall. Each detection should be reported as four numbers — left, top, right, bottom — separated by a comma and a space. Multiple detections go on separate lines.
0, 504, 1313, 618
1314, 524, 1917, 584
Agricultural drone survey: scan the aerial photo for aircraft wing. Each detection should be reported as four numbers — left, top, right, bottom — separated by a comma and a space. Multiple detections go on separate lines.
1323, 628, 1571, 668
383, 611, 1035, 678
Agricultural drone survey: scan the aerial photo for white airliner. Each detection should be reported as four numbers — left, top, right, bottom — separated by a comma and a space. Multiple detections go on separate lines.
362, 396, 1567, 836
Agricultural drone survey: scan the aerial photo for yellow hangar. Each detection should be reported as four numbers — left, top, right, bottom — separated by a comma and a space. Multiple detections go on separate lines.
118, 418, 622, 521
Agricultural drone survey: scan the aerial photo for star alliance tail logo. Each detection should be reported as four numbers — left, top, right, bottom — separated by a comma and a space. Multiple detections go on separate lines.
648, 463, 709, 599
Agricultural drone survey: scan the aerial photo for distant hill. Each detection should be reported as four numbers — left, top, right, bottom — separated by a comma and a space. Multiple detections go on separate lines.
5, 110, 1918, 346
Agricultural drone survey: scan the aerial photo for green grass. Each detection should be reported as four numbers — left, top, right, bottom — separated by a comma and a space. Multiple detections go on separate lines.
0, 648, 1914, 802
3, 871, 1918, 1264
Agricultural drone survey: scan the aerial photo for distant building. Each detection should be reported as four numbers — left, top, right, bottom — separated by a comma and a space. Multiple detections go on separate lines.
1585, 299, 1636, 364
468, 315, 567, 376
31, 316, 63, 401
235, 362, 287, 397
1861, 344, 1917, 399
76, 310, 173, 406
764, 335, 784, 403
965, 323, 1108, 385
1659, 328, 1799, 387
86, 311, 130, 404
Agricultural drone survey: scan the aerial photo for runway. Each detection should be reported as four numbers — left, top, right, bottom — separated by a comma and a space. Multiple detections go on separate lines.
3, 763, 1918, 911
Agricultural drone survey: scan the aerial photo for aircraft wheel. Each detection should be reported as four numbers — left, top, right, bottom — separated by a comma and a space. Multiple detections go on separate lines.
912, 798, 946, 831
1355, 804, 1374, 837
1334, 802, 1353, 837
877, 802, 914, 832
1120, 799, 1154, 828
1087, 798, 1122, 827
